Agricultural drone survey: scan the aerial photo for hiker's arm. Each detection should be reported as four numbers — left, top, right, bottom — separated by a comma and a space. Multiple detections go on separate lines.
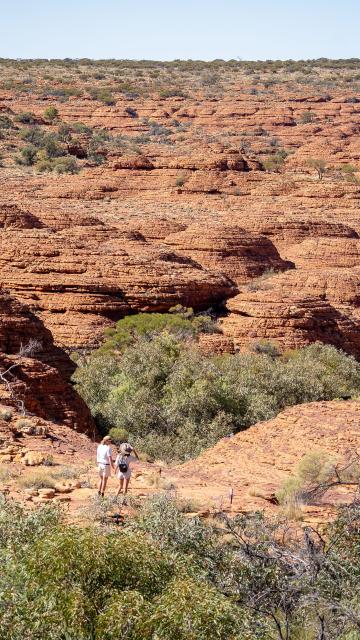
109, 449, 115, 471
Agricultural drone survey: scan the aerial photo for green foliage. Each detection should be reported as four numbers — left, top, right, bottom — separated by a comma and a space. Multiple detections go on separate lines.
89, 87, 116, 105
53, 156, 79, 174
263, 152, 286, 172
14, 111, 36, 124
0, 498, 244, 640
307, 157, 326, 179
108, 426, 129, 445
300, 110, 315, 123
74, 328, 360, 462
15, 144, 38, 166
100, 311, 214, 353
0, 115, 13, 129
43, 105, 59, 122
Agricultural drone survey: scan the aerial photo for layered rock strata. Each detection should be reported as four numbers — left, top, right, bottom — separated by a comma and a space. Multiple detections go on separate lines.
0, 290, 94, 433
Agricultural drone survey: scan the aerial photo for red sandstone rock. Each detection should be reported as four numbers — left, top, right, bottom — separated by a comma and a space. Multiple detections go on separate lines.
221, 269, 360, 357
164, 223, 294, 284
169, 400, 360, 514
0, 289, 94, 433
0, 222, 236, 347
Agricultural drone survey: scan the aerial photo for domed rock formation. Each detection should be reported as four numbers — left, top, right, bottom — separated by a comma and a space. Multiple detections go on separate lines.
0, 204, 43, 229
129, 217, 187, 242
0, 223, 236, 347
285, 237, 360, 269
221, 269, 360, 357
164, 223, 294, 284
241, 217, 358, 253
0, 290, 94, 433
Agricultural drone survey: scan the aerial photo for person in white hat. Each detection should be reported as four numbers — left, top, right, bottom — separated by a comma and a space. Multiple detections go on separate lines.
96, 435, 115, 497
115, 442, 139, 496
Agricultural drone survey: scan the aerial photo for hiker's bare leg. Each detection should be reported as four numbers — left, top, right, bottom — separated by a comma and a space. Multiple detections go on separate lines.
123, 478, 130, 494
102, 476, 108, 495
116, 478, 124, 496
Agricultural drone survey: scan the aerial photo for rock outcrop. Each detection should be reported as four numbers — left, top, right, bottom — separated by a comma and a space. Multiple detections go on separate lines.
164, 223, 294, 284
168, 400, 360, 516
0, 290, 94, 433
221, 269, 360, 356
0, 212, 237, 347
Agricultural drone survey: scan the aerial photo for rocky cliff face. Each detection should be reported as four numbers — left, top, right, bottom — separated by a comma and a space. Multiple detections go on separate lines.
168, 400, 360, 518
0, 290, 94, 433
1, 67, 360, 355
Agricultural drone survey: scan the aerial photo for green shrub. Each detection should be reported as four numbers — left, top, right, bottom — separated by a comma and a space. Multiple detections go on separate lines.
74, 330, 360, 462
15, 145, 38, 166
14, 112, 36, 124
43, 105, 59, 122
108, 426, 129, 445
53, 156, 79, 174
300, 110, 315, 124
19, 125, 45, 146
89, 87, 116, 105
100, 309, 212, 352
263, 153, 286, 172
0, 115, 13, 129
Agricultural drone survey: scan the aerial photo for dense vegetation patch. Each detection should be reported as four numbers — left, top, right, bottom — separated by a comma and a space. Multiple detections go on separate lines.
0, 494, 359, 639
73, 313, 360, 461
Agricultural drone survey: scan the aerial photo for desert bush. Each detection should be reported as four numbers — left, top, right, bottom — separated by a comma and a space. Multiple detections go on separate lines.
43, 105, 59, 123
108, 426, 129, 445
175, 174, 187, 187
263, 152, 286, 172
0, 499, 244, 640
53, 156, 79, 174
100, 310, 218, 355
307, 157, 326, 180
0, 115, 13, 129
19, 125, 45, 146
15, 145, 38, 166
0, 406, 13, 422
17, 470, 57, 489
89, 87, 115, 105
14, 112, 36, 124
300, 110, 315, 123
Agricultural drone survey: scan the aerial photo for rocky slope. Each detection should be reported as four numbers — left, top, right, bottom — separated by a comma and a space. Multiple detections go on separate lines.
168, 400, 360, 519
0, 289, 94, 433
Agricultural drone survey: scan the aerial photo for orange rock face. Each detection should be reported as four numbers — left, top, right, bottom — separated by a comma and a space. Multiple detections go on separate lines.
222, 268, 360, 356
163, 223, 294, 284
168, 400, 360, 515
0, 210, 236, 347
1, 64, 360, 356
0, 290, 94, 433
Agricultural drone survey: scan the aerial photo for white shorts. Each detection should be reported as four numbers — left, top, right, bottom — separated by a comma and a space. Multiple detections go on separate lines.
98, 464, 111, 478
117, 470, 131, 481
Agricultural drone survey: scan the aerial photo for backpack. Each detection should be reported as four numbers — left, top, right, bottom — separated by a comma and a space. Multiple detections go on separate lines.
118, 456, 128, 473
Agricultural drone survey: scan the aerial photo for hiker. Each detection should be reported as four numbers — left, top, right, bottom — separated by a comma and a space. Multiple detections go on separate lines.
115, 442, 139, 495
97, 435, 115, 497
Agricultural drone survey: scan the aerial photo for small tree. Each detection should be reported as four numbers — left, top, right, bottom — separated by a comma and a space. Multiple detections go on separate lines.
307, 157, 326, 180
15, 145, 38, 166
263, 153, 286, 173
43, 106, 59, 123
300, 110, 315, 124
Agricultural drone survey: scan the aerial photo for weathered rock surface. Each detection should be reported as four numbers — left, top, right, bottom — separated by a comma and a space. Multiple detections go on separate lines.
0, 290, 94, 432
1, 74, 360, 355
221, 269, 360, 356
168, 400, 360, 515
163, 223, 294, 284
0, 214, 236, 346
